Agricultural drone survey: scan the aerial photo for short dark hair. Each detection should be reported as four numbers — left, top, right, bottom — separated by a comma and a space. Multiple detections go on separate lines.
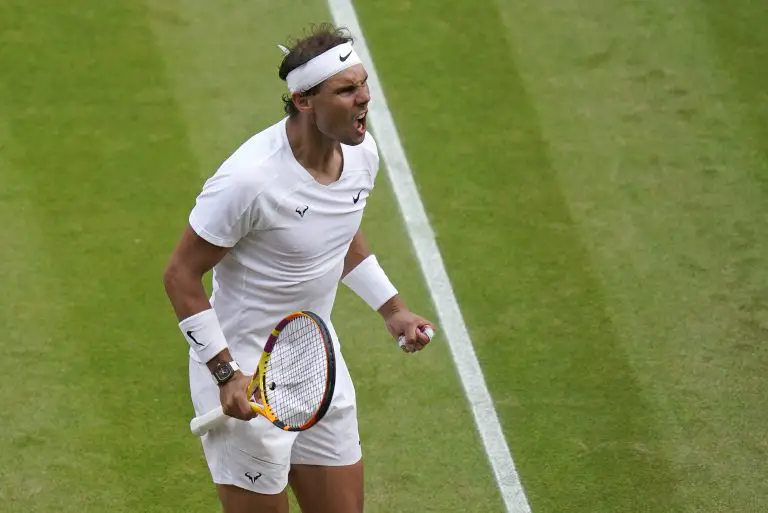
278, 23, 354, 117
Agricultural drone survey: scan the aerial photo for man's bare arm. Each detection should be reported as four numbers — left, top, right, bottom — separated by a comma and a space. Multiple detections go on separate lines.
163, 226, 227, 321
163, 225, 255, 420
342, 229, 406, 318
341, 228, 433, 351
162, 225, 236, 371
341, 229, 371, 279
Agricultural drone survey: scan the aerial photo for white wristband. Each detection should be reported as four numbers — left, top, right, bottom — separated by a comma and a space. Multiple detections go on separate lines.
341, 255, 398, 311
178, 309, 229, 363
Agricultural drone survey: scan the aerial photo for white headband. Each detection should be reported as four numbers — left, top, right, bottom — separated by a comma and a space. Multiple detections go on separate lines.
282, 42, 362, 94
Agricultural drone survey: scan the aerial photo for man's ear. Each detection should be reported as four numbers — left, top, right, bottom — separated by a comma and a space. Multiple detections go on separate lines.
293, 92, 313, 114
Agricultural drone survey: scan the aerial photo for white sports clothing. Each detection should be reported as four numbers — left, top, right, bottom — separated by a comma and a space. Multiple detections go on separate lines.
188, 116, 378, 371
188, 325, 361, 495
187, 117, 378, 492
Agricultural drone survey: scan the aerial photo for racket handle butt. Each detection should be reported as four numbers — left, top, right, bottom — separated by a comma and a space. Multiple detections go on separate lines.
190, 405, 227, 436
398, 325, 435, 348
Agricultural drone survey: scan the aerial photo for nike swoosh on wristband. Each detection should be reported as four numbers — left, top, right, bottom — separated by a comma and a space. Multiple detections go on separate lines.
187, 330, 204, 346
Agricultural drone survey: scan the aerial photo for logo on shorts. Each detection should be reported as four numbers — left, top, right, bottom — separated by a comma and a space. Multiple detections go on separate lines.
245, 471, 263, 483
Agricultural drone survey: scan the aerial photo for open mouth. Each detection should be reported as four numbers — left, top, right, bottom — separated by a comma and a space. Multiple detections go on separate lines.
354, 111, 367, 135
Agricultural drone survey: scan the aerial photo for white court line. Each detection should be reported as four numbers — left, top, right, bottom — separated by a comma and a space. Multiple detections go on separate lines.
325, 2, 533, 511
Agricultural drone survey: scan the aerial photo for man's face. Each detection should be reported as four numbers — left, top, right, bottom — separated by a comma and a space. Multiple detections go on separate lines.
308, 64, 370, 146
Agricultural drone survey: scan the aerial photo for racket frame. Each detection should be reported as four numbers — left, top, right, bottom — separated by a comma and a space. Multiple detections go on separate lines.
247, 311, 336, 432
189, 310, 336, 436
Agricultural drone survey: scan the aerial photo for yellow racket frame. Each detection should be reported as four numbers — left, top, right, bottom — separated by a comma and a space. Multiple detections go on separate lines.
244, 311, 335, 431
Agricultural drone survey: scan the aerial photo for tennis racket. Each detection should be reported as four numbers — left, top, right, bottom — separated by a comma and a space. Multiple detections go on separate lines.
190, 311, 336, 436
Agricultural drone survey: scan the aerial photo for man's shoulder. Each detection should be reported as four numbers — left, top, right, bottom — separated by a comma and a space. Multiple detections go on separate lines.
228, 118, 288, 169
212, 119, 290, 188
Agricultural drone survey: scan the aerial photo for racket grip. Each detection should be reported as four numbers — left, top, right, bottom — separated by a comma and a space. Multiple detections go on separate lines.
398, 326, 435, 348
190, 405, 226, 436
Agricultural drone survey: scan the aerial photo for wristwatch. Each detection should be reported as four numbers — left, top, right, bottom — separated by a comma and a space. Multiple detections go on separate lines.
212, 361, 240, 386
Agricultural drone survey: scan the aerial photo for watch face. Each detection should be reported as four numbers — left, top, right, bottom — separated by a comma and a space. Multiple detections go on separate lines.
216, 363, 232, 381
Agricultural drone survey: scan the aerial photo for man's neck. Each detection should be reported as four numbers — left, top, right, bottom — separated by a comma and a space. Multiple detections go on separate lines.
286, 115, 342, 184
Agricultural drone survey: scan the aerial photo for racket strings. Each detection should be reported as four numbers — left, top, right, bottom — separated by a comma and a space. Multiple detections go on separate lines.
263, 315, 330, 428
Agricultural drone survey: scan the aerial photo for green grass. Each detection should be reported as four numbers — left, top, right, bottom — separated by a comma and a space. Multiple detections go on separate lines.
0, 1, 216, 510
0, 1, 498, 512
356, 0, 768, 510
1, 0, 767, 511
489, 0, 768, 510
355, 1, 681, 511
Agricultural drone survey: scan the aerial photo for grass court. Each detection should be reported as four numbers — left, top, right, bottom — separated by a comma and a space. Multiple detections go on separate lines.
1, 0, 767, 511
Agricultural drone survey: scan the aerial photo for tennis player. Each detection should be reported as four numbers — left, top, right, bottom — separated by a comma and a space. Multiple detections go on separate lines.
163, 23, 435, 513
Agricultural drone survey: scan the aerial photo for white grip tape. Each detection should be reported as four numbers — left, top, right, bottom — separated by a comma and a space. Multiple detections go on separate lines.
190, 405, 227, 436
398, 326, 435, 348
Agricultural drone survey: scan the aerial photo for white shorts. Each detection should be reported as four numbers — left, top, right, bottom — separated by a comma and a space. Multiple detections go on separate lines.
188, 348, 362, 494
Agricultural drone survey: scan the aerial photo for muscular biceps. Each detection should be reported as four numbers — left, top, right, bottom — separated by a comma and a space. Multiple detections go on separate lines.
163, 225, 231, 321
